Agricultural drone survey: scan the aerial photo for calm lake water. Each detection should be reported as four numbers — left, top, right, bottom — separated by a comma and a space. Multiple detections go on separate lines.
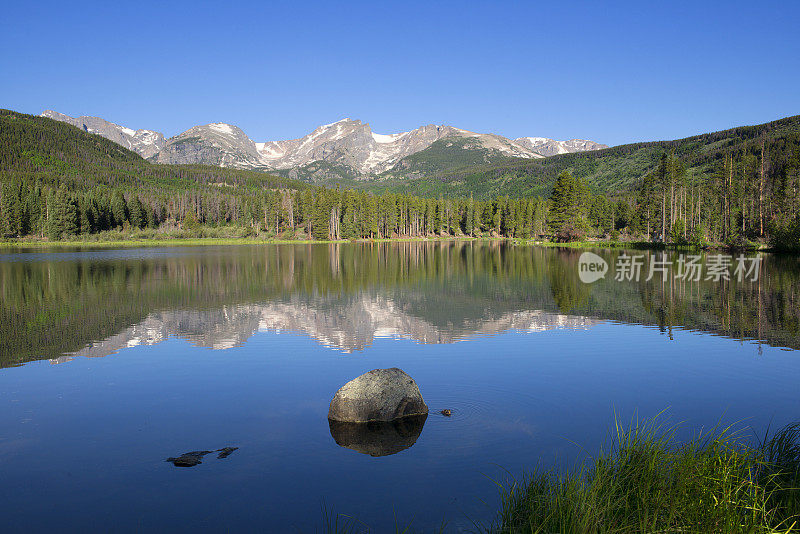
1, 242, 799, 532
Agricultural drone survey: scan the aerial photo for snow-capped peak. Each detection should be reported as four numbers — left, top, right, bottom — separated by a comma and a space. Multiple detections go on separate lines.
208, 123, 236, 135
320, 118, 352, 129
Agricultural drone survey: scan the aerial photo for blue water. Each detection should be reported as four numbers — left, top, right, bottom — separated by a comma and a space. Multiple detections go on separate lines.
0, 244, 797, 532
1, 325, 797, 532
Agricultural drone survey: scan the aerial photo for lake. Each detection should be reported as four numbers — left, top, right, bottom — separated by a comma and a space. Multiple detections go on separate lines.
1, 242, 798, 532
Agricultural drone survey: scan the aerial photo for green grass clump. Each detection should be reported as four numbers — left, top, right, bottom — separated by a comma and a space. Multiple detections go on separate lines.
495, 416, 800, 533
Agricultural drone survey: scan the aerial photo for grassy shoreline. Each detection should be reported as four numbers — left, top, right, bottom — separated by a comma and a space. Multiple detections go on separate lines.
494, 416, 800, 533
511, 238, 769, 252
0, 235, 773, 252
0, 237, 327, 249
0, 235, 491, 249
321, 415, 800, 533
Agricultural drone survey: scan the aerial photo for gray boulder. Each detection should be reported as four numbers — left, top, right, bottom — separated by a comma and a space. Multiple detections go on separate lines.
328, 368, 428, 423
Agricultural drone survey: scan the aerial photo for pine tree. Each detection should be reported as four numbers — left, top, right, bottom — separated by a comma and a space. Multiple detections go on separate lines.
110, 191, 128, 228
464, 195, 475, 237
0, 181, 22, 236
129, 196, 147, 229
547, 171, 590, 233
46, 188, 78, 239
341, 192, 358, 239
312, 189, 331, 240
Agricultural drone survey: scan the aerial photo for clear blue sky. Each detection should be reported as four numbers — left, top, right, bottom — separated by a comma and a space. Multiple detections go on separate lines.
2, 1, 798, 146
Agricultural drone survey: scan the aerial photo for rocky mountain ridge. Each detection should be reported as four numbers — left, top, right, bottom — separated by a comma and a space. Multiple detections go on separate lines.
40, 110, 608, 176
40, 110, 166, 158
514, 136, 608, 156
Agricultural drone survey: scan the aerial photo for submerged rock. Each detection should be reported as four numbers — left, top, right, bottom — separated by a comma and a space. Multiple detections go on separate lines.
166, 450, 213, 467
166, 447, 238, 467
328, 414, 427, 457
328, 368, 428, 423
216, 446, 238, 459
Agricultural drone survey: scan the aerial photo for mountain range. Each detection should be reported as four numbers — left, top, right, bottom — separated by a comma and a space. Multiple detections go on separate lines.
40, 110, 607, 178
15, 108, 800, 201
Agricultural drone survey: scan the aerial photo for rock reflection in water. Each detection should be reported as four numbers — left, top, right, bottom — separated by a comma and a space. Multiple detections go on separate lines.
328, 415, 428, 457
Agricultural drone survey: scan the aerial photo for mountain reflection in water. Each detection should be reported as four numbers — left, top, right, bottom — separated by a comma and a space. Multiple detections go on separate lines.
1, 241, 797, 368
47, 304, 595, 363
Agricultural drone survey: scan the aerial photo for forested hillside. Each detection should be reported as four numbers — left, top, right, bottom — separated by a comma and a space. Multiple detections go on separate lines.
0, 110, 548, 241
363, 114, 800, 198
354, 114, 800, 248
1, 109, 799, 249
0, 109, 309, 236
384, 137, 526, 179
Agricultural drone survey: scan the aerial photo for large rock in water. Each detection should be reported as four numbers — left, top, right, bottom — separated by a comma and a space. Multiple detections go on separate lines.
328, 368, 428, 423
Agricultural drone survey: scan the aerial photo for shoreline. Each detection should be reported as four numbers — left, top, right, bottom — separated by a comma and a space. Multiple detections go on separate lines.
0, 235, 776, 252
0, 235, 494, 250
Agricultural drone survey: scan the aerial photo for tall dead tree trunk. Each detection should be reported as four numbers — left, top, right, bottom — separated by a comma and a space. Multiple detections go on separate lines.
759, 139, 766, 237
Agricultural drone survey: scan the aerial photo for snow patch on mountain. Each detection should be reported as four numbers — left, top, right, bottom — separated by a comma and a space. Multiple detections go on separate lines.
514, 136, 608, 157
209, 123, 235, 135
372, 131, 408, 144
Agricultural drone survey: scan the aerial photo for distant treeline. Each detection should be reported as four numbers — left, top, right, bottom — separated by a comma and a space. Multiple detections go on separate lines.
0, 177, 550, 240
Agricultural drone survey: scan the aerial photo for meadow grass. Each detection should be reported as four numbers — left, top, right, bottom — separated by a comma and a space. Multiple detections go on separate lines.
0, 236, 488, 250
512, 238, 768, 251
0, 230, 769, 252
0, 229, 499, 250
514, 239, 664, 250
493, 415, 800, 533
0, 237, 319, 249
